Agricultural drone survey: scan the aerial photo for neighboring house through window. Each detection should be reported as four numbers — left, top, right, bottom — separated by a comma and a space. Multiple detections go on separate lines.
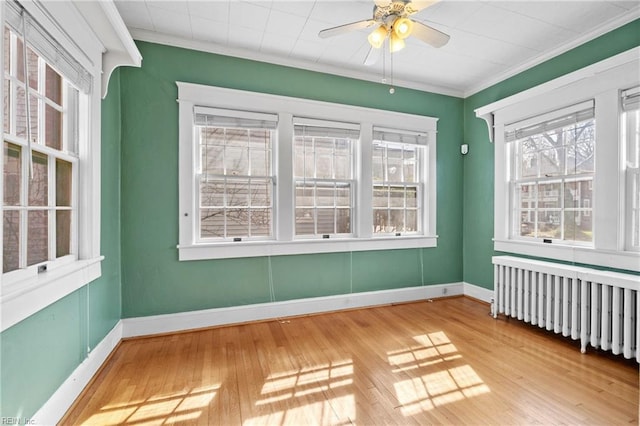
177, 83, 438, 261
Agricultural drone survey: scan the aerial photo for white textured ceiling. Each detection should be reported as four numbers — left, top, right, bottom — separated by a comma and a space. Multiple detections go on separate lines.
114, 0, 640, 97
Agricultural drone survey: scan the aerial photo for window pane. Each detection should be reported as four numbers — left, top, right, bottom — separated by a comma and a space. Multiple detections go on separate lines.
27, 48, 38, 90
386, 146, 403, 181
226, 181, 249, 207
201, 144, 224, 175
517, 146, 538, 178
296, 184, 314, 207
538, 182, 561, 210
316, 186, 334, 207
56, 210, 71, 257
56, 159, 72, 206
567, 142, 594, 174
15, 85, 27, 138
27, 210, 48, 266
45, 104, 62, 149
3, 79, 9, 133
403, 147, 417, 182
518, 211, 535, 237
315, 138, 333, 179
539, 147, 564, 177
373, 186, 388, 207
537, 211, 560, 239
29, 152, 48, 206
406, 210, 418, 232
200, 208, 224, 238
4, 143, 21, 205
389, 210, 404, 233
372, 144, 384, 182
249, 180, 271, 208
16, 37, 24, 82
45, 65, 62, 104
226, 208, 249, 237
295, 208, 314, 235
406, 187, 417, 208
373, 209, 389, 233
564, 210, 592, 242
250, 208, 271, 237
335, 186, 350, 207
3, 27, 9, 75
225, 128, 248, 147
3, 210, 20, 272
294, 137, 315, 178
249, 143, 269, 176
389, 186, 405, 207
336, 208, 350, 233
200, 181, 224, 207
316, 209, 335, 234
224, 147, 249, 175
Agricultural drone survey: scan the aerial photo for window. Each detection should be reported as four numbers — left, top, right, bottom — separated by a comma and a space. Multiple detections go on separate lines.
178, 83, 438, 260
372, 129, 425, 235
622, 86, 640, 251
293, 119, 357, 237
1, 0, 107, 332
507, 102, 595, 244
475, 48, 639, 272
195, 108, 276, 241
3, 24, 78, 275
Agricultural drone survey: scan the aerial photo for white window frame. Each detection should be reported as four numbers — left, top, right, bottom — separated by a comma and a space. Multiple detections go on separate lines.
622, 86, 640, 252
177, 82, 438, 261
0, 1, 105, 332
475, 48, 640, 272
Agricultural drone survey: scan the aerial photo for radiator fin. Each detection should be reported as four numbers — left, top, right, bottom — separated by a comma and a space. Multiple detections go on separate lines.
493, 256, 639, 362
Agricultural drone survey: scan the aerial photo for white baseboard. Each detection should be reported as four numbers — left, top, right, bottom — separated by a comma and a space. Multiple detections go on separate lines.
32, 321, 123, 425
463, 282, 494, 304
32, 281, 487, 424
122, 283, 464, 338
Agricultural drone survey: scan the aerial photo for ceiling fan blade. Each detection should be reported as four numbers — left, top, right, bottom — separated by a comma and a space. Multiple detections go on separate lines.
364, 47, 381, 66
405, 0, 440, 15
318, 20, 376, 39
411, 21, 450, 48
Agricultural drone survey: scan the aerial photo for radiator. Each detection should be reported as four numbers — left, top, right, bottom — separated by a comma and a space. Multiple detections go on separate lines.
492, 256, 639, 362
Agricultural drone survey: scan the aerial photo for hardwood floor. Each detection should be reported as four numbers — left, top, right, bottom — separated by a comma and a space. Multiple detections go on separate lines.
62, 297, 639, 425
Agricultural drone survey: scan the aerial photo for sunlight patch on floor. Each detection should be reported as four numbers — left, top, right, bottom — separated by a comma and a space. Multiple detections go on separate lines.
84, 384, 219, 425
389, 332, 490, 417
247, 360, 356, 424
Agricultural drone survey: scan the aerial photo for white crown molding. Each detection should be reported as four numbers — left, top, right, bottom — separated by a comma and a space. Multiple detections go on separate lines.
464, 8, 640, 98
127, 28, 465, 98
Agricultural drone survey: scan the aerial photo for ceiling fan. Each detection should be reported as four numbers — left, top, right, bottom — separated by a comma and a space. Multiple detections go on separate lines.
318, 0, 450, 65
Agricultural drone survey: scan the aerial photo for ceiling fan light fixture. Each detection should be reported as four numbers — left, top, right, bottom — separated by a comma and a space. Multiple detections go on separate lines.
389, 32, 406, 53
368, 25, 388, 49
393, 17, 413, 39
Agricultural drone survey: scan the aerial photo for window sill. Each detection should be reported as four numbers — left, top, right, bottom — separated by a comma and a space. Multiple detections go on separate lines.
178, 235, 438, 261
494, 239, 640, 272
1, 257, 104, 332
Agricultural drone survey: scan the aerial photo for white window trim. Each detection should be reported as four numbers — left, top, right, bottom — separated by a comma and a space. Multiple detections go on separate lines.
0, 1, 127, 332
475, 47, 640, 272
177, 82, 438, 261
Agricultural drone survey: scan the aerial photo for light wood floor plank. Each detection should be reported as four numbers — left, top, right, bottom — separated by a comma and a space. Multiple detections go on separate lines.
62, 297, 639, 425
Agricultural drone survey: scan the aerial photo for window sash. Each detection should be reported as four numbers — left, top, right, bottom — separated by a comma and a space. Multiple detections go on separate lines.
4, 0, 92, 93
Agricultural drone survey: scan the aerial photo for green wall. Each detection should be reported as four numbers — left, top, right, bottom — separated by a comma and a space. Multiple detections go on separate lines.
119, 41, 464, 318
462, 19, 640, 289
0, 70, 123, 419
